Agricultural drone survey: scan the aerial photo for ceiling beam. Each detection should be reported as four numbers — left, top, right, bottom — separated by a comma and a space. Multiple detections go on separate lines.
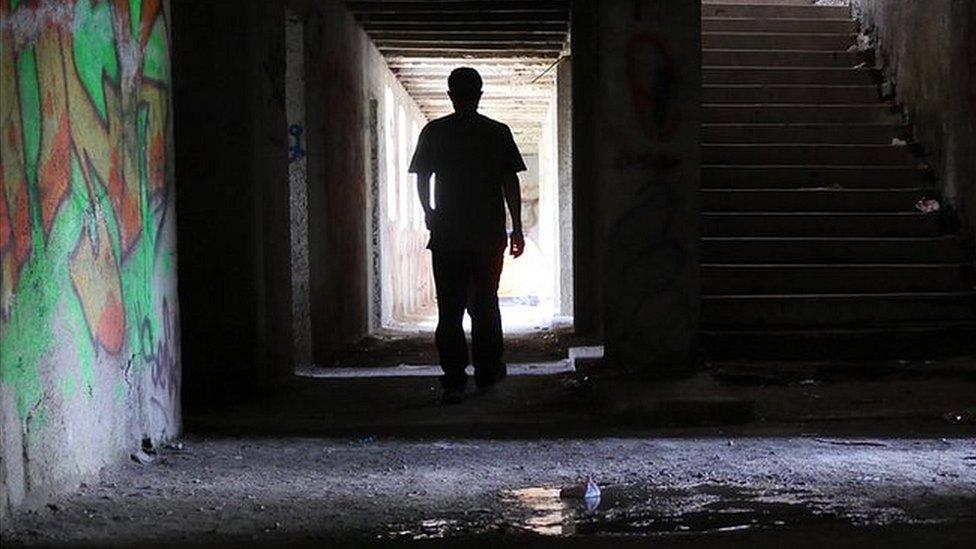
362, 21, 568, 32
346, 1, 567, 13
345, 0, 566, 148
354, 11, 567, 23
375, 41, 564, 50
369, 32, 566, 41
379, 48, 560, 57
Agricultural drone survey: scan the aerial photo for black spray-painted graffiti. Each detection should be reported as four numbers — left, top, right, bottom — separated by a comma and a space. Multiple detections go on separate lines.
145, 298, 179, 416
288, 123, 306, 162
605, 23, 694, 366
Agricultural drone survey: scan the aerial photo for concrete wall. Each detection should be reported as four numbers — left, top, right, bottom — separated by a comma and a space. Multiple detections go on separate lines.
286, 10, 313, 370
173, 0, 430, 383
539, 88, 560, 310
574, 0, 701, 373
374, 54, 432, 328
852, 0, 976, 238
299, 0, 431, 337
304, 0, 368, 359
539, 58, 573, 318
1, 0, 180, 516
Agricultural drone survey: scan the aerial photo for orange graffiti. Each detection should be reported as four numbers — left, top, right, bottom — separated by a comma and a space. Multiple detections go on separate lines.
0, 0, 169, 354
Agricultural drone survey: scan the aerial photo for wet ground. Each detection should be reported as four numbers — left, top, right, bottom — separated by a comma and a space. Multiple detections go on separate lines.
4, 436, 975, 547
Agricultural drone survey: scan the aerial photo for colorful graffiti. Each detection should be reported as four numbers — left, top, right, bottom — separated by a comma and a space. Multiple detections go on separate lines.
0, 0, 176, 422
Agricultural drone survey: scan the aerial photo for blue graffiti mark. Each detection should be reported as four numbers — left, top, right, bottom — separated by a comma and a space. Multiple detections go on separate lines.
288, 123, 306, 162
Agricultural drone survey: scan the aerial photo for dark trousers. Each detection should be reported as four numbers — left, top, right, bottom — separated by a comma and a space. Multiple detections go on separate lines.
431, 249, 505, 390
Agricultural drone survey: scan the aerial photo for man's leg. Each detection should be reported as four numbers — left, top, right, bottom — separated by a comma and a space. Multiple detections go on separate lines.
432, 251, 470, 391
469, 248, 505, 387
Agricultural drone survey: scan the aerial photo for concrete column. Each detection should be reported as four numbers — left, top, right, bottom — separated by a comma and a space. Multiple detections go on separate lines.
556, 57, 574, 317
248, 1, 292, 385
577, 0, 701, 375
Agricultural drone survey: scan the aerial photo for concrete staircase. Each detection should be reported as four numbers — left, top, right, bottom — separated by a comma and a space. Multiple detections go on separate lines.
700, 0, 976, 360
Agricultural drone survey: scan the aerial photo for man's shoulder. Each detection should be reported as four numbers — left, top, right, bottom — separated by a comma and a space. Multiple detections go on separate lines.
475, 113, 512, 133
421, 115, 452, 133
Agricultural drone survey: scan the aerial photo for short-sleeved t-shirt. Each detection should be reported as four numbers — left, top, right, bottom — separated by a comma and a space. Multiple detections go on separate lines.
408, 112, 527, 251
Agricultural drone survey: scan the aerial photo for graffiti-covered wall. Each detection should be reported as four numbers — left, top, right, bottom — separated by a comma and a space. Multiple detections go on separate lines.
0, 0, 178, 515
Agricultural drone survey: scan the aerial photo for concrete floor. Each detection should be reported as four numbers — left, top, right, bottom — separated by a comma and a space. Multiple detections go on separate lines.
3, 362, 976, 547
3, 436, 974, 547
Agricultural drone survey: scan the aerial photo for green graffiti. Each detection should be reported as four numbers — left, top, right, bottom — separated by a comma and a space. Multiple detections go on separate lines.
72, 0, 120, 123
143, 18, 167, 82
129, 0, 142, 38
125, 105, 158, 357
0, 0, 175, 424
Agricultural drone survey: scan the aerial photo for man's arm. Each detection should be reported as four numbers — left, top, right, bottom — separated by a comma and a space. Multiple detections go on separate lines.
416, 171, 434, 230
502, 172, 524, 258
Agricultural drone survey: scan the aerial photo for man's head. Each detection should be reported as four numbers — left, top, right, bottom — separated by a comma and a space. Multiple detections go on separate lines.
448, 67, 482, 113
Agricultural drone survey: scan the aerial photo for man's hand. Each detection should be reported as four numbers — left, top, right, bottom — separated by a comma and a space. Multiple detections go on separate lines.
509, 230, 525, 258
424, 210, 434, 231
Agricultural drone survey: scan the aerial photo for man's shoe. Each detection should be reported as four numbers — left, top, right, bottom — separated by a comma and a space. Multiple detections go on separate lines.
475, 365, 507, 390
439, 387, 465, 405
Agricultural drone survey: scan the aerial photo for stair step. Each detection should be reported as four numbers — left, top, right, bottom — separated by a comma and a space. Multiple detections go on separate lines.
704, 85, 878, 104
702, 263, 972, 294
697, 2, 976, 359
702, 18, 858, 34
702, 236, 969, 263
704, 67, 877, 85
700, 188, 935, 212
701, 292, 976, 326
701, 188, 935, 212
704, 104, 899, 124
703, 123, 906, 144
702, 165, 928, 189
702, 322, 976, 360
703, 32, 856, 50
704, 49, 867, 67
702, 0, 818, 5
703, 144, 915, 166
702, 3, 850, 19
703, 212, 943, 237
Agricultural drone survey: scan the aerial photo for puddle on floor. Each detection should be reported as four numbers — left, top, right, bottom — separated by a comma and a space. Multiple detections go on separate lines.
384, 483, 859, 540
503, 483, 846, 537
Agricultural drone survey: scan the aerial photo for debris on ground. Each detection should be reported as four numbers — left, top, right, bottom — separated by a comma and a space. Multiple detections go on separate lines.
891, 137, 908, 146
163, 441, 184, 451
880, 80, 895, 99
130, 450, 155, 465
583, 477, 601, 511
943, 411, 974, 425
916, 198, 941, 213
813, 439, 889, 448
856, 32, 872, 51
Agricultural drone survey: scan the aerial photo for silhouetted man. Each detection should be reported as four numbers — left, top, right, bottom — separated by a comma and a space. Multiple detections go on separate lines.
409, 67, 527, 405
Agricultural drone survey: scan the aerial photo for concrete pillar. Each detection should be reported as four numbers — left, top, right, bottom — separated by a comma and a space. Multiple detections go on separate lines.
248, 0, 293, 385
556, 57, 574, 317
575, 0, 701, 375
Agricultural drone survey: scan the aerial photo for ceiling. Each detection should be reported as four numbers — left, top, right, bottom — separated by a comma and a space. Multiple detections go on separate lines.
345, 0, 570, 153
